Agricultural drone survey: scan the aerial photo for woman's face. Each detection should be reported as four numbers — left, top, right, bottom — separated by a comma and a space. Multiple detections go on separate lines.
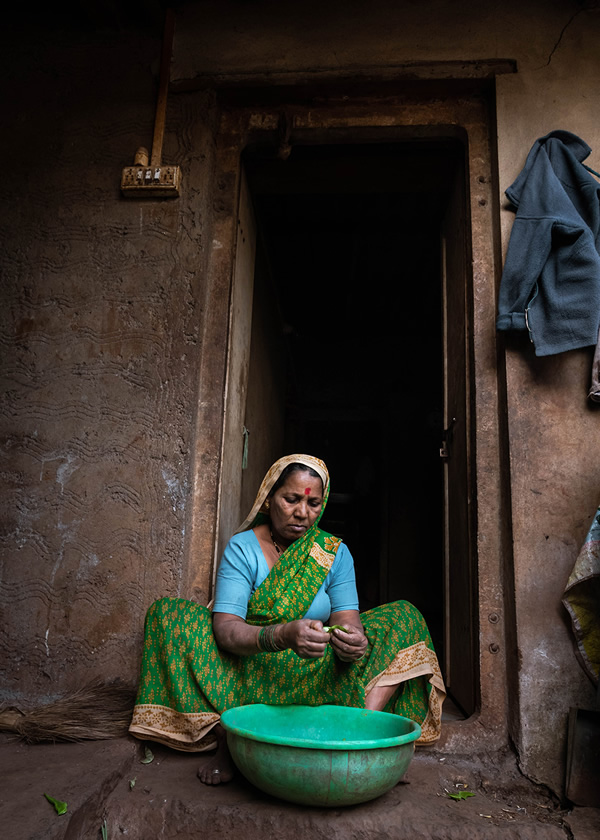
269, 470, 324, 545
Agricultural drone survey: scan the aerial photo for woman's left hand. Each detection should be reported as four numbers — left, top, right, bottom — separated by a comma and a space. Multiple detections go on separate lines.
329, 624, 368, 662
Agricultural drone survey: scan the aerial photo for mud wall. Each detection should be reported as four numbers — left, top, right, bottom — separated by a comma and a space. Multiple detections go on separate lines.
0, 24, 218, 702
495, 13, 600, 793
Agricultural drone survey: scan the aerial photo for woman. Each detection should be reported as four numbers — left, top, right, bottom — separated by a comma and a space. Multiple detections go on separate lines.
129, 454, 445, 784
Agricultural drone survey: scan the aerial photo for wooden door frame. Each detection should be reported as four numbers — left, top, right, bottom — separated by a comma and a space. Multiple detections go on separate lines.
213, 168, 257, 584
442, 153, 478, 717
185, 82, 512, 751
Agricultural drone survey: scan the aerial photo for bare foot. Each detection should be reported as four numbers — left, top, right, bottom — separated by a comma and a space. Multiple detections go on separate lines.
198, 724, 235, 785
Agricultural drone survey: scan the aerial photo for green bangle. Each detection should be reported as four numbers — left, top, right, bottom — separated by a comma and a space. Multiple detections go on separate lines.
258, 624, 285, 653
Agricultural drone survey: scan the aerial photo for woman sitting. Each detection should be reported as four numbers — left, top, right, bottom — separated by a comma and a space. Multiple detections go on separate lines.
129, 454, 445, 784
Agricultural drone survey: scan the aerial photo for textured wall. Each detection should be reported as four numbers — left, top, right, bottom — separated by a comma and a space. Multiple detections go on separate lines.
172, 0, 578, 84
494, 7, 600, 791
0, 25, 215, 702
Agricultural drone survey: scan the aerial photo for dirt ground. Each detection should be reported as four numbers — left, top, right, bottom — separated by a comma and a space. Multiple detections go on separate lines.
2, 733, 599, 840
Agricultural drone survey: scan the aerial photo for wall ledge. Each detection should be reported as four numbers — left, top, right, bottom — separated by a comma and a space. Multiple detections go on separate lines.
171, 58, 518, 92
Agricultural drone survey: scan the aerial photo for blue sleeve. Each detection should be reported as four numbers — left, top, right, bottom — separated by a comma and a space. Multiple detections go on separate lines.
327, 543, 359, 613
496, 216, 554, 334
212, 536, 257, 619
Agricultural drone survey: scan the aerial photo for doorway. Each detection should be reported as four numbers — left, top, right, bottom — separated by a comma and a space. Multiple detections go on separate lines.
236, 139, 476, 715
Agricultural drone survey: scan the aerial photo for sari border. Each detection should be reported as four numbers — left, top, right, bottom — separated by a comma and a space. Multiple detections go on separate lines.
364, 641, 445, 693
129, 704, 220, 753
363, 640, 446, 744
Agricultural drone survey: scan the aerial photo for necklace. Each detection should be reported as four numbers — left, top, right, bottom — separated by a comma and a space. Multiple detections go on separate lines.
270, 530, 284, 555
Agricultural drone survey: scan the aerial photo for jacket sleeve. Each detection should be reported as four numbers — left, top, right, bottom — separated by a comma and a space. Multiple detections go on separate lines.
496, 216, 554, 335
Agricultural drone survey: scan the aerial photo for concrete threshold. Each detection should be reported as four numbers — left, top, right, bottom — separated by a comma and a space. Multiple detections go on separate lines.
2, 735, 598, 840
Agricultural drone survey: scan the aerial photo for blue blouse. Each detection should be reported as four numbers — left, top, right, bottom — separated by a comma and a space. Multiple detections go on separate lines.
212, 530, 359, 622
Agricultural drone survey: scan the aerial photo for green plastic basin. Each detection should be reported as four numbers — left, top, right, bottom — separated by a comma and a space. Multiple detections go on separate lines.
220, 704, 421, 807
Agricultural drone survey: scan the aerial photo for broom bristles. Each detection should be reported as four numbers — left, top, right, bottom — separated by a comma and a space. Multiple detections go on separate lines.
2, 679, 137, 744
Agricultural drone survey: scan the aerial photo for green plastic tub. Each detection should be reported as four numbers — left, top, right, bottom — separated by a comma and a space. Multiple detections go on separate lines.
220, 704, 421, 807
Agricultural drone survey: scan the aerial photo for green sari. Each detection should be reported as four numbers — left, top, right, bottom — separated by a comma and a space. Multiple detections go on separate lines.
129, 455, 445, 749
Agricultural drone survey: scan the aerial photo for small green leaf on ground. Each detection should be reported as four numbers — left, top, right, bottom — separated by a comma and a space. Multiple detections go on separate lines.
101, 818, 108, 840
44, 793, 68, 815
140, 746, 154, 764
129, 777, 136, 790
446, 790, 475, 801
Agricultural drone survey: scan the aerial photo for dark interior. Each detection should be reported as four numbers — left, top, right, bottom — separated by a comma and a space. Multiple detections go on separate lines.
244, 140, 464, 659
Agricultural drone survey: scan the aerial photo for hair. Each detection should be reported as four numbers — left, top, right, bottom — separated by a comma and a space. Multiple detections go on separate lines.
269, 463, 323, 496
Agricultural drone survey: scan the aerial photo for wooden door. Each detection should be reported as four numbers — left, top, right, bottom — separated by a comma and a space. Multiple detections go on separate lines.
214, 168, 257, 583
441, 158, 477, 715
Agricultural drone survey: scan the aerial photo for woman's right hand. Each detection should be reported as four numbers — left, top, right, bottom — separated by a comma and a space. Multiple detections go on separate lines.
282, 619, 329, 659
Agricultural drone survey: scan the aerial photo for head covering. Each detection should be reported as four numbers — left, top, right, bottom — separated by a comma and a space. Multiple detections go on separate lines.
235, 454, 329, 534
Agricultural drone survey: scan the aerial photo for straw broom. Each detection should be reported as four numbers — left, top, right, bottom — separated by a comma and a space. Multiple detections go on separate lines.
0, 679, 136, 743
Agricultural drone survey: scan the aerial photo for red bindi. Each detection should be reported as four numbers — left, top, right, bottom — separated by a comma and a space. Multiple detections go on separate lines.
304, 487, 311, 495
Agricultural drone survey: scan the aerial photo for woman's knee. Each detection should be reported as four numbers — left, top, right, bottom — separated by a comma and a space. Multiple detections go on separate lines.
145, 596, 182, 625
148, 596, 173, 613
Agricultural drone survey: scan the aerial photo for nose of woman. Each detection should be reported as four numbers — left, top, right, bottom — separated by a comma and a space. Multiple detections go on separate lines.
294, 500, 309, 520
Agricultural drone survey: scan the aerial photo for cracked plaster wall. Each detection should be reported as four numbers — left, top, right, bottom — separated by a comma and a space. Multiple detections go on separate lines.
494, 8, 600, 794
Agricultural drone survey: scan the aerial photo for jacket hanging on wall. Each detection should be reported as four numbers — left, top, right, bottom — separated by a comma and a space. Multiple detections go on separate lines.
496, 130, 600, 369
